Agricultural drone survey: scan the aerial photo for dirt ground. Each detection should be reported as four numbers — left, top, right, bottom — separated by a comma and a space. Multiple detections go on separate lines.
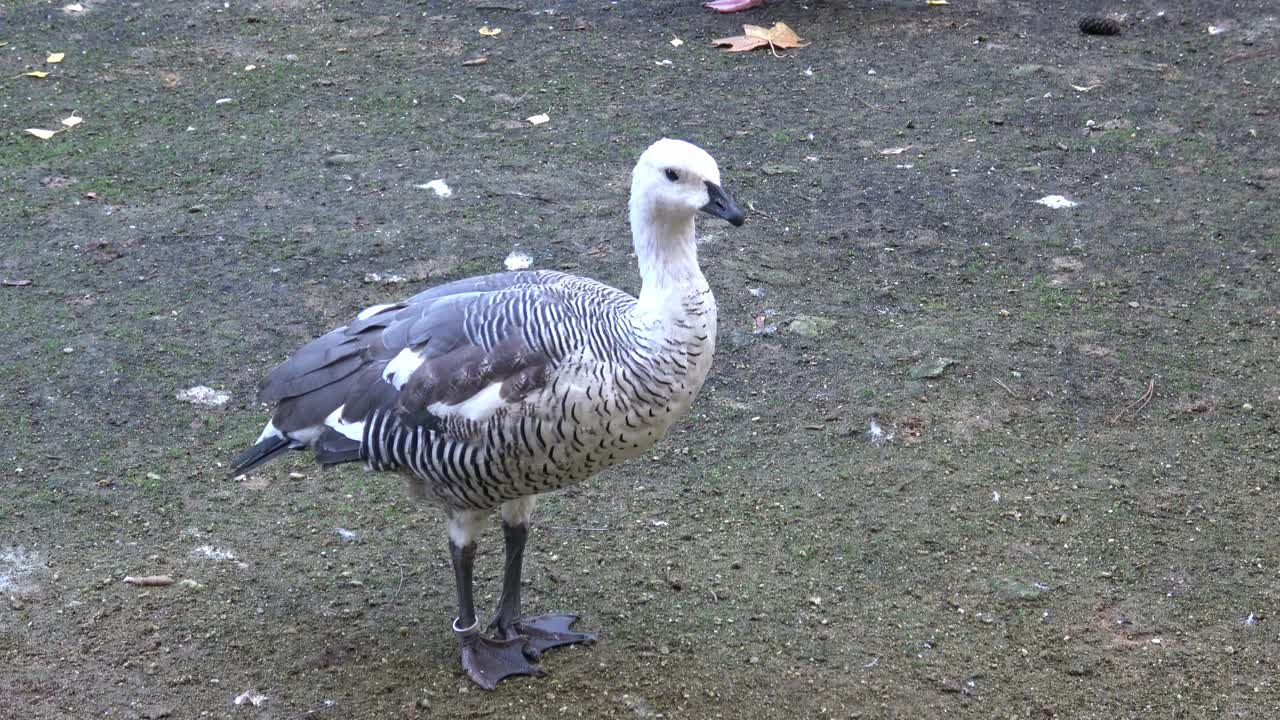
2, 0, 1278, 717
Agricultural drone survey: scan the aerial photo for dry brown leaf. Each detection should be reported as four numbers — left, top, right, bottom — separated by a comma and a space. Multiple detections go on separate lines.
47, 52, 66, 63
713, 22, 809, 54
744, 23, 808, 47
23, 71, 50, 78
712, 35, 770, 52
24, 128, 59, 140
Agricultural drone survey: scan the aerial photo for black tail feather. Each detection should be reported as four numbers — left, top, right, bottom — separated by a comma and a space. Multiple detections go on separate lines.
314, 430, 362, 466
230, 436, 292, 475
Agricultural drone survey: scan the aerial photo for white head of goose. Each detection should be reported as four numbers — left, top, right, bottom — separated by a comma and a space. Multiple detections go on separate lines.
232, 138, 743, 689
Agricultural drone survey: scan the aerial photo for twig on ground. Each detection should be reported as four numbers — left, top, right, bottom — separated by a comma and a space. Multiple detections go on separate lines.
992, 377, 1017, 398
1225, 47, 1280, 63
489, 190, 554, 203
390, 555, 405, 601
544, 525, 608, 532
1109, 379, 1155, 424
852, 95, 881, 111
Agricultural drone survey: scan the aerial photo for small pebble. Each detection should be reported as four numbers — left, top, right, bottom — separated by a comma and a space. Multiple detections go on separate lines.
1127, 301, 1140, 308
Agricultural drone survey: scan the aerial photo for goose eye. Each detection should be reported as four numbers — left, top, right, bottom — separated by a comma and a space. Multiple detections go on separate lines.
664, 169, 679, 182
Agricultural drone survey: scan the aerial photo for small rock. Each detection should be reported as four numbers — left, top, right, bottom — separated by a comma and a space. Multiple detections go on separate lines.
787, 314, 835, 338
762, 164, 800, 176
176, 386, 230, 407
1127, 301, 1140, 308
749, 655, 760, 664
907, 358, 955, 380
324, 153, 358, 166
990, 577, 1044, 601
1051, 256, 1084, 273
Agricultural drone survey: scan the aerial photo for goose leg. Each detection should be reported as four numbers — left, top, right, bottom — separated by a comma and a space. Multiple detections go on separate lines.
490, 497, 597, 656
447, 510, 543, 690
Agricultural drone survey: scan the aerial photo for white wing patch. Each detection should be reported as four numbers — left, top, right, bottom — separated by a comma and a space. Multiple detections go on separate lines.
255, 420, 283, 444
357, 303, 398, 321
384, 347, 426, 389
429, 383, 508, 423
256, 420, 320, 447
324, 405, 365, 441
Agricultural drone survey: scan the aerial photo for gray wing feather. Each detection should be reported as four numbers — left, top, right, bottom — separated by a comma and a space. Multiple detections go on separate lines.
259, 270, 589, 434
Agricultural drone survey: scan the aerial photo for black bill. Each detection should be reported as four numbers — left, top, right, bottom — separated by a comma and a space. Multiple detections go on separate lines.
700, 181, 745, 226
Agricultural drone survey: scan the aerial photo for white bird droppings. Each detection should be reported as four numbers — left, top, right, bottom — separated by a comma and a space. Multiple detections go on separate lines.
504, 251, 533, 271
177, 386, 231, 407
0, 546, 45, 596
414, 179, 452, 198
1035, 195, 1079, 209
192, 545, 240, 563
234, 690, 268, 707
866, 419, 894, 445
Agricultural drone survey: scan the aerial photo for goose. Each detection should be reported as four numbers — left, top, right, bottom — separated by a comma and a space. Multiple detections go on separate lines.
231, 139, 744, 689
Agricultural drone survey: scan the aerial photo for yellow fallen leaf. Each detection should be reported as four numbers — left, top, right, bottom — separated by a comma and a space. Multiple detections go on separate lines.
713, 22, 809, 54
478, 26, 502, 37
23, 71, 50, 78
927, 0, 949, 5
24, 128, 59, 140
47, 52, 66, 63
711, 35, 770, 52
61, 115, 83, 127
744, 22, 809, 47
